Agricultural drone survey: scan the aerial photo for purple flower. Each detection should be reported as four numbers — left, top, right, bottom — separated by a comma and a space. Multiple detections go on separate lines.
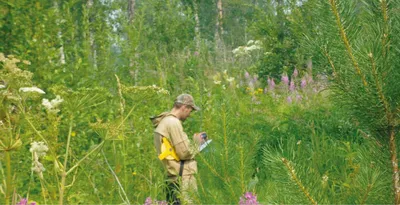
245, 72, 250, 79
289, 80, 295, 92
268, 77, 275, 90
17, 199, 28, 205
17, 198, 36, 205
194, 51, 199, 56
156, 200, 168, 205
287, 96, 292, 103
281, 73, 289, 86
239, 192, 259, 205
293, 68, 298, 78
301, 78, 307, 88
144, 197, 152, 205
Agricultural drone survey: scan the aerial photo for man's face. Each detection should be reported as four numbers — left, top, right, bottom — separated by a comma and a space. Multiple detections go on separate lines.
180, 106, 193, 121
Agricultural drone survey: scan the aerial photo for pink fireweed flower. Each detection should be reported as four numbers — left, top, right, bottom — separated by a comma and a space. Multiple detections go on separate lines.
301, 78, 307, 88
144, 197, 152, 205
289, 80, 295, 92
239, 192, 259, 205
245, 72, 250, 79
17, 198, 36, 205
268, 77, 276, 90
281, 73, 289, 86
293, 68, 298, 78
287, 96, 292, 103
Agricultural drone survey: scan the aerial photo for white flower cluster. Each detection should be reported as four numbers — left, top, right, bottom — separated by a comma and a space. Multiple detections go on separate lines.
30, 141, 49, 175
42, 95, 64, 114
0, 85, 5, 89
19, 87, 45, 94
30, 141, 49, 157
232, 40, 262, 57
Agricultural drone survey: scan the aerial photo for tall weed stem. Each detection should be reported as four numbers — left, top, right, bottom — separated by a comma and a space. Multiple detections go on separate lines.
5, 151, 11, 205
59, 118, 73, 205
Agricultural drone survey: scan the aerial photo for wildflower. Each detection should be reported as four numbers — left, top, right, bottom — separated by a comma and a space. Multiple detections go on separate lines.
194, 51, 199, 56
0, 53, 5, 61
16, 198, 36, 205
247, 40, 254, 45
322, 174, 328, 182
245, 72, 250, 79
287, 96, 292, 103
239, 192, 259, 205
143, 197, 167, 205
281, 74, 289, 86
30, 141, 48, 157
214, 80, 221, 85
156, 200, 167, 205
297, 140, 302, 145
268, 77, 275, 90
42, 95, 64, 114
301, 78, 307, 88
263, 87, 268, 94
22, 60, 31, 65
289, 80, 295, 92
0, 84, 5, 89
144, 197, 152, 205
292, 68, 298, 78
244, 45, 261, 52
19, 87, 45, 94
30, 141, 48, 177
226, 77, 235, 82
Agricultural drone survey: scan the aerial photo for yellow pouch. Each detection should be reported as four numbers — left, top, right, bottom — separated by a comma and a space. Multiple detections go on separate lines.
158, 137, 180, 161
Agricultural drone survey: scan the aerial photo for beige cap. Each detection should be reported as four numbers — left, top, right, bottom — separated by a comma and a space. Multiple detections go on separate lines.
175, 94, 200, 111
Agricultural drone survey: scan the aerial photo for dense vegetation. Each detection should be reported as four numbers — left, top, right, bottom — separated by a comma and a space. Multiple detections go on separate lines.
1, 0, 399, 204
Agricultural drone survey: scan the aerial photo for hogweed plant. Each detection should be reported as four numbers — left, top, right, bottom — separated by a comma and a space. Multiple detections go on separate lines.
0, 53, 38, 205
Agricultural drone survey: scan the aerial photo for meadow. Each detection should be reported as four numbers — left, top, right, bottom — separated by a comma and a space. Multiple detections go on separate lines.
1, 0, 399, 204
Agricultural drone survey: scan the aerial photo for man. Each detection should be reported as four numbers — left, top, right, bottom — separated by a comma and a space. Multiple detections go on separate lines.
151, 93, 205, 205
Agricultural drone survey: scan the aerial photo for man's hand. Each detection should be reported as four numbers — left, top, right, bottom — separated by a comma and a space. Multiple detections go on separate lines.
193, 132, 206, 145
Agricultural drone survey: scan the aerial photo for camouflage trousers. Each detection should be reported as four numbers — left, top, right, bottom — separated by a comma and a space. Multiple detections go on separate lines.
166, 174, 197, 205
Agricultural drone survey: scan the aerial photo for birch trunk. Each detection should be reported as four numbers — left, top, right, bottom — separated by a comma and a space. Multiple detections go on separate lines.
87, 0, 97, 69
215, 0, 225, 61
194, 0, 201, 52
54, 1, 66, 65
128, 0, 137, 85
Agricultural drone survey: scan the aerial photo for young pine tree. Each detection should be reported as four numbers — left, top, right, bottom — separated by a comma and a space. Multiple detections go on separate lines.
321, 0, 400, 203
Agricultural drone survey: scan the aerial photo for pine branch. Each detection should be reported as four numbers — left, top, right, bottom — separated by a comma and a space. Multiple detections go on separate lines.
281, 158, 317, 205
328, 0, 368, 87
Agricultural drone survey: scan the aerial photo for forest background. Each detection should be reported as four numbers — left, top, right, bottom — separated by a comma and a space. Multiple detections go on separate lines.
1, 0, 400, 204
